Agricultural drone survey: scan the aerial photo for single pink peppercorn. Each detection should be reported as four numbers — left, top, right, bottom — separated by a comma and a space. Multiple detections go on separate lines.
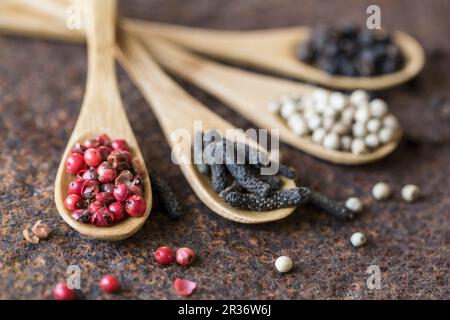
84, 148, 103, 167
173, 278, 197, 296
97, 162, 117, 184
64, 194, 83, 212
99, 274, 120, 293
109, 201, 126, 222
71, 142, 85, 155
128, 185, 143, 196
176, 247, 195, 266
53, 282, 76, 300
65, 153, 86, 175
96, 133, 111, 146
83, 138, 99, 149
77, 168, 98, 181
80, 180, 100, 200
90, 207, 114, 227
154, 246, 175, 264
96, 192, 115, 206
125, 195, 147, 217
98, 146, 112, 161
87, 200, 104, 214
68, 179, 83, 195
111, 139, 129, 151
122, 150, 133, 162
113, 183, 129, 202
71, 209, 91, 224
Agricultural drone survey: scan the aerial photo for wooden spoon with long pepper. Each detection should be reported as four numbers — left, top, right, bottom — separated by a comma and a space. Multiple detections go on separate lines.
54, 0, 152, 240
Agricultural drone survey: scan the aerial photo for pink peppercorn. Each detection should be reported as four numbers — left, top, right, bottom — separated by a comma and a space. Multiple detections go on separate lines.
96, 192, 115, 206
83, 138, 99, 149
70, 142, 85, 155
68, 179, 83, 195
84, 148, 103, 167
97, 162, 117, 184
111, 139, 129, 151
90, 207, 114, 227
154, 246, 175, 264
176, 247, 195, 266
109, 201, 126, 222
113, 183, 129, 202
80, 180, 100, 200
96, 133, 111, 146
128, 185, 143, 196
65, 153, 86, 175
53, 282, 76, 300
99, 274, 120, 293
125, 195, 147, 217
98, 146, 112, 161
64, 194, 83, 212
87, 200, 104, 214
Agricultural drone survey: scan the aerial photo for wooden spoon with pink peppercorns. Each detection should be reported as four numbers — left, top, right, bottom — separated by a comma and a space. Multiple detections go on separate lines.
54, 0, 152, 240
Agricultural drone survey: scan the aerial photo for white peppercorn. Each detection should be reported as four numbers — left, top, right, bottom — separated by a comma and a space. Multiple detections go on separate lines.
383, 114, 399, 128
329, 92, 346, 111
331, 122, 350, 135
323, 132, 340, 150
275, 256, 293, 273
369, 99, 388, 118
365, 133, 380, 149
351, 138, 367, 154
312, 128, 327, 144
352, 122, 367, 137
367, 118, 382, 133
322, 116, 335, 131
345, 197, 363, 213
401, 184, 420, 202
307, 115, 322, 130
280, 100, 297, 119
372, 182, 391, 200
323, 106, 337, 119
350, 232, 367, 247
341, 136, 352, 151
288, 115, 309, 136
378, 127, 395, 144
354, 105, 371, 123
350, 90, 369, 106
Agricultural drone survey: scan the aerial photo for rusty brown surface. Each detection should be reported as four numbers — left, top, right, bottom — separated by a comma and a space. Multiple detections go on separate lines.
0, 0, 449, 299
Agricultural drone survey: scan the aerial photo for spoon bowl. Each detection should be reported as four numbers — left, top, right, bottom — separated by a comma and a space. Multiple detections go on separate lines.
116, 34, 298, 223
54, 0, 151, 240
140, 37, 402, 165
126, 20, 425, 91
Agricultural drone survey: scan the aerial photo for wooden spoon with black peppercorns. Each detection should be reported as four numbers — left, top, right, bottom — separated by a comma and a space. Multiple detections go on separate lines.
54, 0, 152, 240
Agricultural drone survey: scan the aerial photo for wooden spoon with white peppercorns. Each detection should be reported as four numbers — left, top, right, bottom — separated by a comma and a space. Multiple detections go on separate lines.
140, 38, 402, 165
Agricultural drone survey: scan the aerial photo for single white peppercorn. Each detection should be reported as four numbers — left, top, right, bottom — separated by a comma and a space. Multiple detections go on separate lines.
341, 107, 355, 124
350, 90, 369, 106
329, 92, 346, 111
345, 197, 363, 213
323, 106, 337, 119
323, 132, 341, 150
288, 115, 309, 136
312, 128, 327, 144
350, 232, 367, 247
341, 136, 352, 151
354, 105, 371, 123
383, 114, 399, 129
401, 184, 420, 202
369, 99, 388, 118
322, 116, 335, 131
307, 115, 322, 130
275, 256, 293, 273
365, 133, 380, 149
372, 182, 391, 200
280, 100, 296, 119
378, 127, 395, 144
352, 122, 367, 137
367, 118, 382, 133
351, 138, 367, 154
331, 122, 349, 135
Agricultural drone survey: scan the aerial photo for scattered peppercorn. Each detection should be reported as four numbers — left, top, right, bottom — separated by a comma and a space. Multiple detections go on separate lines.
99, 274, 120, 293
401, 184, 420, 202
176, 247, 195, 266
64, 134, 148, 227
274, 256, 293, 273
350, 232, 367, 247
154, 246, 175, 265
372, 182, 391, 200
297, 24, 404, 76
53, 282, 76, 300
31, 220, 50, 239
173, 278, 197, 296
345, 197, 363, 213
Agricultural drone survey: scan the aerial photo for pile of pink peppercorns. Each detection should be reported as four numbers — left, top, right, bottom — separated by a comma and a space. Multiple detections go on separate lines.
64, 134, 147, 227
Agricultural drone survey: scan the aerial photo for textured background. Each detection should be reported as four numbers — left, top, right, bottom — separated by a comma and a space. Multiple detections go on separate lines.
0, 0, 449, 299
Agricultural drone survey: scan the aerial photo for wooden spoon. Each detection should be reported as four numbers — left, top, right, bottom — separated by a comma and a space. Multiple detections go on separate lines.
116, 33, 298, 224
125, 20, 425, 91
3, 0, 425, 91
0, 2, 297, 223
0, 5, 402, 165
54, 0, 152, 240
138, 37, 402, 165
